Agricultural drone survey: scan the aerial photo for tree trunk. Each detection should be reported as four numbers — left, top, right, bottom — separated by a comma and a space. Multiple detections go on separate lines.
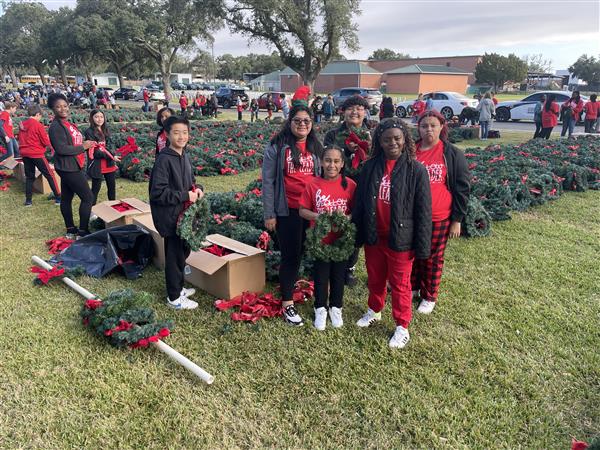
57, 60, 68, 86
34, 66, 47, 85
85, 70, 93, 83
161, 57, 173, 103
113, 61, 125, 88
9, 66, 19, 86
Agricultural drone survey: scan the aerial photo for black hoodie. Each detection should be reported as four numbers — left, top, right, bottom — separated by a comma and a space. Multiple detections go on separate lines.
149, 147, 194, 237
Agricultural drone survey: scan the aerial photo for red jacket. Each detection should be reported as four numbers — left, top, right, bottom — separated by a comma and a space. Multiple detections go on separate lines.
584, 101, 598, 120
18, 118, 51, 158
563, 98, 584, 121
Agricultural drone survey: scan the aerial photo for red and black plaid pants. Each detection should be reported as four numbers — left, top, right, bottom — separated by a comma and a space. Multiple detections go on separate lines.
411, 219, 451, 302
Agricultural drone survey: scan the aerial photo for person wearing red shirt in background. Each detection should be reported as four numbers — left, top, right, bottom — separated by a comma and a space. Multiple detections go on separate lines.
412, 93, 426, 123
413, 110, 470, 315
179, 91, 188, 115
18, 104, 61, 206
540, 94, 560, 139
47, 93, 95, 238
84, 109, 121, 205
262, 101, 322, 326
299, 146, 357, 330
584, 94, 598, 133
142, 88, 150, 112
561, 90, 584, 138
155, 107, 174, 157
353, 118, 432, 349
0, 101, 19, 164
491, 93, 498, 106
236, 95, 244, 121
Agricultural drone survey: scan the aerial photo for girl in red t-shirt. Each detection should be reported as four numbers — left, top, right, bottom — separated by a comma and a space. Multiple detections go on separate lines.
584, 94, 598, 134
412, 93, 426, 123
540, 94, 560, 139
413, 110, 470, 315
262, 104, 323, 326
299, 146, 356, 330
155, 107, 174, 157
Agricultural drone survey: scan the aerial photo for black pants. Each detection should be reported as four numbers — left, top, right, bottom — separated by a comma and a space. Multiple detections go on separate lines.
585, 119, 595, 133
276, 208, 308, 301
56, 169, 94, 233
23, 157, 60, 202
164, 234, 191, 301
346, 247, 359, 272
533, 122, 543, 138
91, 172, 117, 205
313, 259, 346, 309
237, 111, 242, 120
540, 127, 554, 139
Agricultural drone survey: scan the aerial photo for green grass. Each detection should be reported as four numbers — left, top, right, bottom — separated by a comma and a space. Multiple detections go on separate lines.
1, 138, 599, 448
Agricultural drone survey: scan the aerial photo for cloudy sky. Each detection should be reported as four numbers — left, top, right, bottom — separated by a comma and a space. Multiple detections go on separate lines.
40, 0, 599, 71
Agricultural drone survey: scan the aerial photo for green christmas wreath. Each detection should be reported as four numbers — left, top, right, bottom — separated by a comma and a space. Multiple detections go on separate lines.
305, 211, 356, 262
177, 197, 211, 251
463, 198, 492, 238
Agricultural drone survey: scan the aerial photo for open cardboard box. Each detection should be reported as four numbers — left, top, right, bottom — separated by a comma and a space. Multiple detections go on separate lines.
132, 213, 165, 269
10, 161, 61, 194
185, 234, 265, 299
92, 198, 151, 228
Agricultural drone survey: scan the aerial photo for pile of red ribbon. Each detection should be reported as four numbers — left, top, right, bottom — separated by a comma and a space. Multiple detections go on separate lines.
202, 244, 232, 257
111, 201, 135, 212
30, 265, 65, 285
46, 237, 74, 255
214, 280, 314, 323
256, 231, 270, 250
345, 132, 369, 169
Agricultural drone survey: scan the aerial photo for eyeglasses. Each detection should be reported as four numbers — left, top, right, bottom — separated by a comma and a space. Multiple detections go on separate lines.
291, 118, 312, 126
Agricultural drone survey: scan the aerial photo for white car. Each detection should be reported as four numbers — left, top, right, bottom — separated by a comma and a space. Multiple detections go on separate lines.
395, 92, 479, 120
495, 91, 589, 122
134, 88, 166, 102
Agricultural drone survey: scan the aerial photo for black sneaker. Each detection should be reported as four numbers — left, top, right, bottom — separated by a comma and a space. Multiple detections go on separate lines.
282, 304, 304, 326
344, 269, 357, 287
24, 200, 32, 207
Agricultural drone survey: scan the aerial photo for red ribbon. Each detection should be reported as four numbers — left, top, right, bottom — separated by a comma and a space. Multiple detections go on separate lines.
84, 298, 103, 310
116, 137, 139, 157
31, 265, 65, 284
572, 439, 588, 450
344, 132, 369, 169
256, 231, 270, 250
202, 244, 232, 257
111, 201, 135, 212
46, 237, 74, 255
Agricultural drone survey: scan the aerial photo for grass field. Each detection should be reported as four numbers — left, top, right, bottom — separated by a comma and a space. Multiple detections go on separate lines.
1, 133, 599, 449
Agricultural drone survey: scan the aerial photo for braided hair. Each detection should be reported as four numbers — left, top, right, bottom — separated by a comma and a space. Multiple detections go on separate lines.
371, 117, 416, 161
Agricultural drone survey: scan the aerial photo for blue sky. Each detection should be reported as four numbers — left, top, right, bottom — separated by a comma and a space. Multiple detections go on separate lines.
39, 0, 600, 71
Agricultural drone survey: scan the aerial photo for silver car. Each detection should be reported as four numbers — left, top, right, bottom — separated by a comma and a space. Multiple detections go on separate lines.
331, 87, 383, 111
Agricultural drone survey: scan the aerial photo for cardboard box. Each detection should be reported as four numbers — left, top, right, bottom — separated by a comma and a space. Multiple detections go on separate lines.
132, 213, 165, 269
92, 198, 151, 228
11, 161, 61, 194
2, 157, 20, 170
184, 234, 265, 299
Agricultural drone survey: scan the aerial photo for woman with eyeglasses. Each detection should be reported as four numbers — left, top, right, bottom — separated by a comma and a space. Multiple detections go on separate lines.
262, 104, 323, 326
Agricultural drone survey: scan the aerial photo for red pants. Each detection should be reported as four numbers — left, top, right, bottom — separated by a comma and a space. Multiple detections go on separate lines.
411, 219, 450, 302
364, 241, 414, 328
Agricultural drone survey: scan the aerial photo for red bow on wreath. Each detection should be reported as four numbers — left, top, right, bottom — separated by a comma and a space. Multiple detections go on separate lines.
345, 132, 369, 169
116, 136, 139, 157
31, 265, 65, 284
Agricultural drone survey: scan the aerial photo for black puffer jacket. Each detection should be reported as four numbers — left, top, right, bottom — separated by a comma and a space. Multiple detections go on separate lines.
352, 152, 432, 259
149, 148, 194, 237
440, 140, 470, 223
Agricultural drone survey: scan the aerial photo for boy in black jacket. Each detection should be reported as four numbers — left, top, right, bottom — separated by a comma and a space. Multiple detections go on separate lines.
149, 116, 203, 310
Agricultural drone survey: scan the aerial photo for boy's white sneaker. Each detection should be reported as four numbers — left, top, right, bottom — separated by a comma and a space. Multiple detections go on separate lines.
417, 300, 436, 314
180, 287, 196, 298
313, 307, 327, 331
167, 296, 198, 310
329, 307, 343, 328
356, 308, 382, 327
389, 326, 410, 349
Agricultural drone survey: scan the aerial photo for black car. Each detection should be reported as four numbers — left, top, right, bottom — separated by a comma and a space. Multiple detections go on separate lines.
113, 87, 138, 100
215, 87, 249, 108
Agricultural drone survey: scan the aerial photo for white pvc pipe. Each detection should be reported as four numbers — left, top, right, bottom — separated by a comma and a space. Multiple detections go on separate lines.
31, 255, 215, 384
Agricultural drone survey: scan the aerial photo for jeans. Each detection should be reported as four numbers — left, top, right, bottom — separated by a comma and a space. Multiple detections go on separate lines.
584, 119, 596, 133
0, 138, 19, 163
561, 118, 576, 137
480, 121, 490, 139
533, 121, 543, 138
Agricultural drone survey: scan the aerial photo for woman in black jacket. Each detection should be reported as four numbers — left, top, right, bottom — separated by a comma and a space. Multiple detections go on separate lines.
48, 93, 95, 237
84, 109, 120, 205
412, 110, 470, 315
353, 117, 432, 349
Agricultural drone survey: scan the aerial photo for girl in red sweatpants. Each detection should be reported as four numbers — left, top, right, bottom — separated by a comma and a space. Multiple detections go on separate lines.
352, 118, 432, 349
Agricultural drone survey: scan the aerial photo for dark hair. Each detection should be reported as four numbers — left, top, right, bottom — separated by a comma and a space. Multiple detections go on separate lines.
321, 145, 348, 190
270, 104, 323, 167
545, 94, 556, 112
48, 93, 68, 110
27, 104, 43, 116
89, 109, 110, 139
571, 90, 580, 101
340, 95, 369, 111
163, 115, 190, 133
371, 117, 416, 161
417, 110, 449, 142
156, 107, 175, 127
279, 93, 285, 99
591, 94, 597, 102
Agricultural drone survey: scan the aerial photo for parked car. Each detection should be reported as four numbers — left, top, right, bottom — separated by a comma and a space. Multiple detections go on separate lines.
494, 91, 589, 122
215, 87, 249, 108
395, 92, 478, 120
113, 87, 138, 100
257, 92, 285, 111
171, 81, 188, 91
331, 87, 383, 112
134, 87, 166, 102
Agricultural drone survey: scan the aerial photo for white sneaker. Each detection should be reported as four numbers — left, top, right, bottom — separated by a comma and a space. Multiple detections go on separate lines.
329, 307, 343, 328
167, 296, 198, 310
180, 287, 196, 298
282, 304, 304, 326
356, 308, 382, 327
389, 326, 410, 349
313, 307, 327, 331
417, 300, 436, 314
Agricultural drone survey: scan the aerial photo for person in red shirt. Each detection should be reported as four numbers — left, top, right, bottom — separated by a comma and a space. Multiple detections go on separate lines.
412, 93, 426, 123
84, 109, 121, 205
413, 110, 470, 314
155, 107, 174, 157
491, 92, 498, 106
0, 101, 19, 164
142, 88, 150, 112
352, 118, 432, 348
299, 146, 356, 330
540, 94, 560, 139
560, 90, 584, 138
179, 91, 188, 114
262, 103, 323, 326
583, 94, 598, 134
18, 104, 61, 206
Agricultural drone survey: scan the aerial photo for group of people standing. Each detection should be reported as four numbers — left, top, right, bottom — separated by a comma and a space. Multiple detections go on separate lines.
533, 91, 596, 139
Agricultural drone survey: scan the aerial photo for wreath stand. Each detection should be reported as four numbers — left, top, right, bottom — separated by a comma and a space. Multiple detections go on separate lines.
31, 255, 215, 384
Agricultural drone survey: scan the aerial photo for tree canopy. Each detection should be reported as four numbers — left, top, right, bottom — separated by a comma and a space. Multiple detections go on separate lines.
475, 53, 528, 91
368, 48, 410, 60
569, 54, 600, 87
